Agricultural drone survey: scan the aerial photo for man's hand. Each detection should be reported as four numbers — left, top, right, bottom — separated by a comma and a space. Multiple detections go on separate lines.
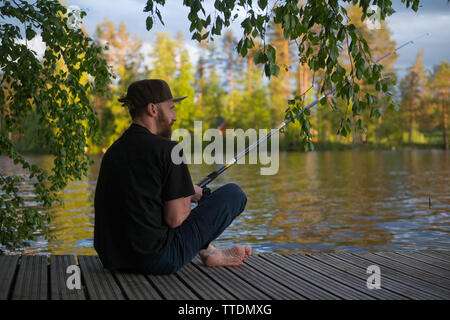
191, 184, 203, 203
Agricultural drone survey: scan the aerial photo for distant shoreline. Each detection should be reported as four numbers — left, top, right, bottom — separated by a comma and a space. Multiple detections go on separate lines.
8, 142, 447, 157
284, 142, 448, 152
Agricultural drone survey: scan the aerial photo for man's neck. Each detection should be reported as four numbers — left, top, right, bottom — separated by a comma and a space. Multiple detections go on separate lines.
132, 117, 158, 136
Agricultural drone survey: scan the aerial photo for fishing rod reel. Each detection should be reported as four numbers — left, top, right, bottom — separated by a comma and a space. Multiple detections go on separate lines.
200, 187, 211, 202
197, 172, 218, 203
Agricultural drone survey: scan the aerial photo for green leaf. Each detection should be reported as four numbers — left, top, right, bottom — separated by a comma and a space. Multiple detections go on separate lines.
155, 8, 164, 25
25, 27, 36, 40
258, 0, 268, 10
146, 16, 153, 30
254, 50, 268, 64
266, 45, 276, 64
240, 42, 248, 57
337, 27, 345, 41
241, 18, 252, 35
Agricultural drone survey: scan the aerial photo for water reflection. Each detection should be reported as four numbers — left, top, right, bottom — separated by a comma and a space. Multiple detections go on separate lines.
1, 150, 449, 255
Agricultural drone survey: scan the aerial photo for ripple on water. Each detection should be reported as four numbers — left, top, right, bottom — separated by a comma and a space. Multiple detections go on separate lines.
1, 150, 449, 255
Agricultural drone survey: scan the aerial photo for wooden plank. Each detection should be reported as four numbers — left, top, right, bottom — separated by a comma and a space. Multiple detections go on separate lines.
375, 252, 450, 280
224, 255, 306, 300
77, 255, 124, 300
283, 254, 377, 300
247, 255, 339, 300
50, 255, 86, 300
395, 251, 450, 271
309, 253, 436, 300
191, 256, 271, 300
428, 250, 450, 258
421, 250, 450, 263
261, 254, 375, 300
353, 252, 450, 288
291, 253, 405, 300
0, 255, 19, 300
147, 273, 199, 300
113, 272, 163, 300
11, 255, 47, 300
175, 262, 236, 300
340, 252, 450, 299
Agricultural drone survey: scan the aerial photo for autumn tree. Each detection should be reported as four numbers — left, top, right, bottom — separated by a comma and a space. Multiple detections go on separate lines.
92, 19, 144, 151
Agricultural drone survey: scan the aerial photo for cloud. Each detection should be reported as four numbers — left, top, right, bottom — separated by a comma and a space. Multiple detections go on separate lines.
386, 12, 450, 71
392, 0, 450, 14
69, 0, 449, 79
70, 0, 192, 42
70, 0, 149, 40
16, 35, 46, 60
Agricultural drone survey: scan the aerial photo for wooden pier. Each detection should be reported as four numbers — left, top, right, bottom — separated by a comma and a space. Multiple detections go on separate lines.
1, 250, 449, 300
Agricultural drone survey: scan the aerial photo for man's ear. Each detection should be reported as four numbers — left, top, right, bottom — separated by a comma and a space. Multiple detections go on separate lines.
146, 103, 158, 117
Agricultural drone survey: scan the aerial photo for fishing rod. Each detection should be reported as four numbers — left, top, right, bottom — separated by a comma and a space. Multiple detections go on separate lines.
197, 35, 426, 197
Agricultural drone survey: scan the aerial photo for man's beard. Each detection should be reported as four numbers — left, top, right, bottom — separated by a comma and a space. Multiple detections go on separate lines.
156, 110, 173, 138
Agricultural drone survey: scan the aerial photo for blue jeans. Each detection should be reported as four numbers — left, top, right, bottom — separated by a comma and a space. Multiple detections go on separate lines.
146, 183, 247, 275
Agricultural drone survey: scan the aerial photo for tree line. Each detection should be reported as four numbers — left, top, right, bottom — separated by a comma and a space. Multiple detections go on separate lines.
11, 7, 448, 155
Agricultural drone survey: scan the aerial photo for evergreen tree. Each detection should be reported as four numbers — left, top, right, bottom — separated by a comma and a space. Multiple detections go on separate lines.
268, 22, 294, 127
202, 70, 228, 130
400, 50, 427, 144
236, 46, 271, 130
148, 32, 179, 83
172, 33, 198, 132
221, 30, 242, 120
427, 61, 449, 149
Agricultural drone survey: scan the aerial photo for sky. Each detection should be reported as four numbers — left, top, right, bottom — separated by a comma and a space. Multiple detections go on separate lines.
63, 0, 450, 77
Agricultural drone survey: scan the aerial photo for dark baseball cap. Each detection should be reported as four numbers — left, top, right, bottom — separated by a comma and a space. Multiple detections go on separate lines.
118, 79, 187, 109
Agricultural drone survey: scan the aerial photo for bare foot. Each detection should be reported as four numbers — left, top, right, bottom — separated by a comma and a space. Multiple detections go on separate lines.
244, 245, 252, 258
200, 245, 252, 267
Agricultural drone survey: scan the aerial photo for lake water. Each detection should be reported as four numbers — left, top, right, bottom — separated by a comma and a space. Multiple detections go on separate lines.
1, 150, 449, 255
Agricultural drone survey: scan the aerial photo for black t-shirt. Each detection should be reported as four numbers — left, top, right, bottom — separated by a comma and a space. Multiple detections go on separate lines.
94, 123, 195, 272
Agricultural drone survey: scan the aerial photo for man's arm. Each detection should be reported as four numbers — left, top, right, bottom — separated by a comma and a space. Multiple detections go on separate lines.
164, 185, 203, 228
164, 196, 191, 228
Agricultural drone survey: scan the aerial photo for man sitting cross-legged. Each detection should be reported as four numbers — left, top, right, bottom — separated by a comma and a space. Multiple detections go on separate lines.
94, 79, 251, 275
